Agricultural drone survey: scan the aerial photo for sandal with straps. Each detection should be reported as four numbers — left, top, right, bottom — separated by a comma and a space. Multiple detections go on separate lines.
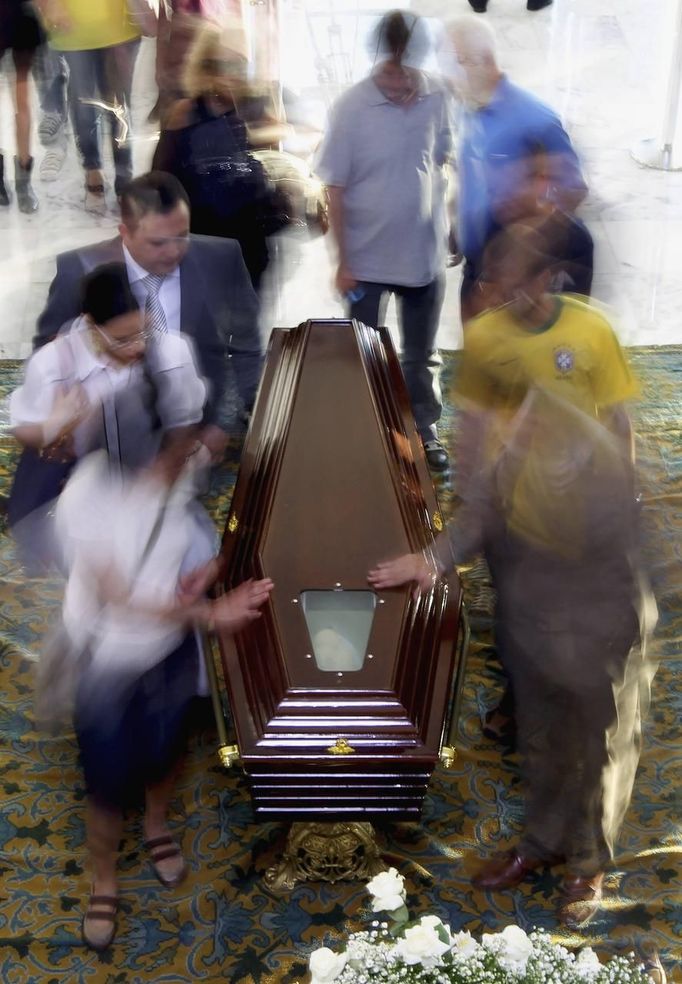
144, 834, 188, 888
82, 891, 118, 951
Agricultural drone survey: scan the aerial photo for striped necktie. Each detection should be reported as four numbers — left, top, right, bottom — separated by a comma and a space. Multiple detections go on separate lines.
143, 273, 167, 334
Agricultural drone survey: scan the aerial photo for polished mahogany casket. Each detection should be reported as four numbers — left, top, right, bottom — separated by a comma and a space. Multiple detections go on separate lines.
217, 319, 462, 821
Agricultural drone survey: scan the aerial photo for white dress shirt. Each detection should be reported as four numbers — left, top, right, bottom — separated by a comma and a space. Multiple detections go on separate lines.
123, 244, 182, 336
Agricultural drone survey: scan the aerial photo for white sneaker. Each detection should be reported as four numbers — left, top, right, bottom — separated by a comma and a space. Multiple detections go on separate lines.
39, 139, 67, 182
38, 112, 65, 146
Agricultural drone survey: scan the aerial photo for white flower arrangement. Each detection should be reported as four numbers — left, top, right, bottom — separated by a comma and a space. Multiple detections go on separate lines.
306, 870, 648, 984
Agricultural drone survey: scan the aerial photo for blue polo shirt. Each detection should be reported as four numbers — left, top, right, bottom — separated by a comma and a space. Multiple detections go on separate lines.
457, 75, 586, 265
315, 74, 453, 287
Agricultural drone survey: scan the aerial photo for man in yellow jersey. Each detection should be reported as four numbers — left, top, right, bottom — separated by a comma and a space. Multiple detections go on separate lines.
369, 221, 654, 927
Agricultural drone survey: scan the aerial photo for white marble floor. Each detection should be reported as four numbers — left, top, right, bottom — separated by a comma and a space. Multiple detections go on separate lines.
1, 0, 682, 358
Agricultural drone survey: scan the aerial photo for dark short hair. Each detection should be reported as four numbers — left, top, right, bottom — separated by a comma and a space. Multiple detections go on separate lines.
483, 220, 562, 282
81, 262, 140, 325
119, 171, 190, 228
371, 10, 429, 65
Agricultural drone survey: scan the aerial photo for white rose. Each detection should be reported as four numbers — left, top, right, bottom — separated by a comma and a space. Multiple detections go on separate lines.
451, 930, 480, 959
482, 925, 534, 974
393, 916, 451, 969
366, 867, 406, 912
309, 946, 348, 983
574, 948, 602, 980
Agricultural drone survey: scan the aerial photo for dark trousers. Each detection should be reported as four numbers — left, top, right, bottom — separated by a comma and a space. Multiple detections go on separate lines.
349, 276, 445, 443
63, 37, 139, 192
488, 530, 642, 874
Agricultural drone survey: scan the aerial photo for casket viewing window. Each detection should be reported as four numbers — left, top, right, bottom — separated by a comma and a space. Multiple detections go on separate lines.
300, 590, 376, 672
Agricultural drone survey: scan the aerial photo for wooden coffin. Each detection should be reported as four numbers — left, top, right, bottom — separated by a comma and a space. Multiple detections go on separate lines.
217, 318, 462, 821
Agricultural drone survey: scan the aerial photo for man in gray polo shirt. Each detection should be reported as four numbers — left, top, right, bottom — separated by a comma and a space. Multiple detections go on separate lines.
315, 11, 453, 471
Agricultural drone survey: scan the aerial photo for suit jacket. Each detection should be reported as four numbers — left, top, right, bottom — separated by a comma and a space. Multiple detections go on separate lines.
34, 234, 263, 421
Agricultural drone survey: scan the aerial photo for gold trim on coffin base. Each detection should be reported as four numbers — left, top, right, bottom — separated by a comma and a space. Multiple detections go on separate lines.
264, 822, 387, 893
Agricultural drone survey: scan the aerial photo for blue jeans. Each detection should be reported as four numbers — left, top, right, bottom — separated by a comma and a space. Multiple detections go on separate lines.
349, 276, 445, 443
63, 38, 139, 193
32, 45, 69, 119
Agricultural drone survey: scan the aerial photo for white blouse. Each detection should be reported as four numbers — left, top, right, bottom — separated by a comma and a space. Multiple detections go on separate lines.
9, 318, 207, 456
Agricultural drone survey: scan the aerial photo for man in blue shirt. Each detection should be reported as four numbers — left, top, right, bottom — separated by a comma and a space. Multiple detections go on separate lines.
449, 16, 587, 319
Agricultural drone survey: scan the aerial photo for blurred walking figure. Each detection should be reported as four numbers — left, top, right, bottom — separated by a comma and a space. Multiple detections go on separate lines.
38, 0, 141, 210
153, 22, 279, 291
53, 429, 272, 950
316, 9, 454, 472
448, 16, 588, 319
0, 0, 45, 210
150, 0, 223, 124
369, 223, 656, 928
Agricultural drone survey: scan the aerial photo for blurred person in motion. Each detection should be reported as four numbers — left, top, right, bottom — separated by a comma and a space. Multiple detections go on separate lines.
315, 9, 454, 472
447, 16, 588, 320
34, 171, 262, 431
53, 426, 273, 950
35, 0, 141, 211
9, 261, 208, 570
152, 22, 280, 292
0, 0, 45, 211
150, 0, 224, 124
369, 222, 656, 928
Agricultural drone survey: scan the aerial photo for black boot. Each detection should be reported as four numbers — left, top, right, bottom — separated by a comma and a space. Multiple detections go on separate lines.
15, 156, 39, 213
0, 154, 9, 206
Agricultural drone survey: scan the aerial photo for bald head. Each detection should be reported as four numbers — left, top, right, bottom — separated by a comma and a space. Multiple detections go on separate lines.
448, 15, 497, 59
447, 15, 500, 104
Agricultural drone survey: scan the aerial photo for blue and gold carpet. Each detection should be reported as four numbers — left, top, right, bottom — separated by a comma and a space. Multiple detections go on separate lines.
0, 347, 680, 983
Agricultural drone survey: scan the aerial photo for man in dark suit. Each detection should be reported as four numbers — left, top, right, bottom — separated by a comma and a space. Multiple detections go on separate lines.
35, 171, 262, 439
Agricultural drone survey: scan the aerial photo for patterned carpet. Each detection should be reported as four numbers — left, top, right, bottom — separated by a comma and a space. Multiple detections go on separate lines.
0, 347, 680, 984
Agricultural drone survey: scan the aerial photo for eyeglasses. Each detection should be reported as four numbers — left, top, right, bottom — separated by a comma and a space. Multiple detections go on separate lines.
94, 324, 152, 351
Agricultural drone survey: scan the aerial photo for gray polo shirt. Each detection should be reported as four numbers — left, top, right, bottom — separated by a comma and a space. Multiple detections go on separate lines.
315, 74, 453, 288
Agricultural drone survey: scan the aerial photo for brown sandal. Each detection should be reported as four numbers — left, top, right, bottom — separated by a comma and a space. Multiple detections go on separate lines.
82, 892, 118, 951
144, 834, 188, 888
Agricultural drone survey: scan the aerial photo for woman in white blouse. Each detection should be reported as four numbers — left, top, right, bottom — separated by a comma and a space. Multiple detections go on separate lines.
9, 261, 206, 569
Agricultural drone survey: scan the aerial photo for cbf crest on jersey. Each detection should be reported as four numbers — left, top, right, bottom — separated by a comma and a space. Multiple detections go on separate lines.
554, 347, 575, 374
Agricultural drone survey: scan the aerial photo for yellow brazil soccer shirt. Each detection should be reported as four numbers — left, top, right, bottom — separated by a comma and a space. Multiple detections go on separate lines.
49, 0, 140, 51
454, 295, 639, 556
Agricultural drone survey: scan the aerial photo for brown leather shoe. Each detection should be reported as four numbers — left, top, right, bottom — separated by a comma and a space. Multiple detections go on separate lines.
472, 849, 544, 891
558, 872, 604, 928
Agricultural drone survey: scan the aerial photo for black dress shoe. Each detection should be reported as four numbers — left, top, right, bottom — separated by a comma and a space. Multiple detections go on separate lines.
423, 440, 449, 472
527, 0, 552, 9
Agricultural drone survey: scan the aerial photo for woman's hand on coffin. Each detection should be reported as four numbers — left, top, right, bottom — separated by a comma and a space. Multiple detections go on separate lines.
209, 578, 274, 632
367, 553, 438, 599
